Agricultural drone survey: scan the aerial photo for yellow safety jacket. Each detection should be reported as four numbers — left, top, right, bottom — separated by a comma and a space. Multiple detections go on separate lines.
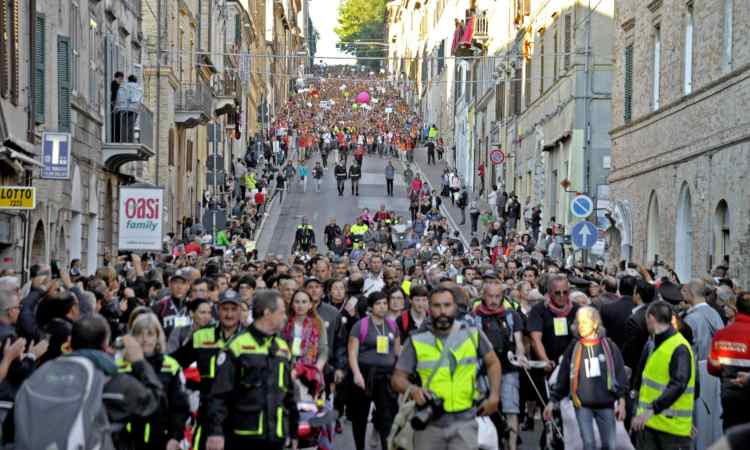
350, 224, 369, 249
636, 332, 696, 437
412, 327, 479, 412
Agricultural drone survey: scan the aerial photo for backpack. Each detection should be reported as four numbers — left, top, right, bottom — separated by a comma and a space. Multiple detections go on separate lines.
358, 316, 398, 344
475, 311, 515, 357
14, 355, 115, 450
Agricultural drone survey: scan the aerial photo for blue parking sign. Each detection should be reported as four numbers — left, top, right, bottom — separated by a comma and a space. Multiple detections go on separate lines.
41, 132, 71, 180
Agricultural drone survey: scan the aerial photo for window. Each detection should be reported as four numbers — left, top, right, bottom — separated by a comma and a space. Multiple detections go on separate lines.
564, 14, 572, 69
624, 45, 633, 123
684, 7, 693, 95
58, 36, 72, 132
525, 56, 532, 107
187, 140, 193, 172
539, 29, 545, 94
652, 26, 661, 111
33, 14, 45, 124
722, 0, 733, 72
495, 81, 505, 122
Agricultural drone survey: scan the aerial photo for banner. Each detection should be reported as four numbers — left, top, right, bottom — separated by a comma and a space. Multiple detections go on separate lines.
118, 186, 164, 251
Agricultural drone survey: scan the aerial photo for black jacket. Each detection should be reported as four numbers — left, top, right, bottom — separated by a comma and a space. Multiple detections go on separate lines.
600, 296, 635, 351
622, 305, 649, 371
0, 323, 35, 403
334, 165, 348, 180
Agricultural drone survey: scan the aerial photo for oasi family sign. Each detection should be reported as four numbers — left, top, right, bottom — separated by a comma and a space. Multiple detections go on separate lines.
118, 186, 164, 251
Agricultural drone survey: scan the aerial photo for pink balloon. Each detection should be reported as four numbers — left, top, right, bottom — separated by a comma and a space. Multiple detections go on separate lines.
356, 91, 370, 104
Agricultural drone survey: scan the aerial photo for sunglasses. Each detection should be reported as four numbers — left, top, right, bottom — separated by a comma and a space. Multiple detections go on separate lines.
553, 290, 570, 297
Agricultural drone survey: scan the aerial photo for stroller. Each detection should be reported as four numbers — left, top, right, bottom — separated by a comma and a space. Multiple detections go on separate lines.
295, 362, 338, 450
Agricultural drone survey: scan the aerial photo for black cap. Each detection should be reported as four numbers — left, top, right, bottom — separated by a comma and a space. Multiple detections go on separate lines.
170, 272, 187, 283
219, 289, 242, 305
568, 275, 592, 289
659, 280, 683, 305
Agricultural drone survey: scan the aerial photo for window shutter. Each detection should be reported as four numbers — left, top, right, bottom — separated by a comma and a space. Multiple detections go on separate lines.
34, 14, 45, 124
234, 14, 240, 45
539, 30, 545, 95
57, 35, 72, 131
624, 45, 633, 123
564, 14, 572, 69
525, 57, 532, 108
10, 0, 19, 104
187, 140, 193, 172
512, 67, 522, 115
496, 81, 505, 122
168, 129, 174, 166
0, 0, 7, 97
553, 25, 558, 81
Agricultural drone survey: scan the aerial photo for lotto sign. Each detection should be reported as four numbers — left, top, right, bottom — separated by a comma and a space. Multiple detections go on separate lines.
0, 187, 36, 209
489, 149, 506, 165
118, 186, 164, 251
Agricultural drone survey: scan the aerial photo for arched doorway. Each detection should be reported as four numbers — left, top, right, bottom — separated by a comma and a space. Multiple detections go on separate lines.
714, 200, 730, 267
70, 166, 83, 261
675, 183, 693, 282
646, 192, 660, 264
30, 221, 45, 265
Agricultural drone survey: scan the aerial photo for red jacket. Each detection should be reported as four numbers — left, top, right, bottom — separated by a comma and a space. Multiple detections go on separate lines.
708, 313, 750, 376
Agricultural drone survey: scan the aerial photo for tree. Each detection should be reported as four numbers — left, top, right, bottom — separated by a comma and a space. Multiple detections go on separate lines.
334, 0, 387, 68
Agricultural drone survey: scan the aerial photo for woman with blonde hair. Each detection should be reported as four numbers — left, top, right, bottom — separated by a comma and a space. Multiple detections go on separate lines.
117, 313, 190, 450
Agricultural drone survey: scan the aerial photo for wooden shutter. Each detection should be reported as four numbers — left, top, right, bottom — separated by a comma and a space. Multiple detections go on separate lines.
512, 67, 522, 115
539, 30, 545, 95
57, 35, 72, 131
9, 0, 19, 104
553, 25, 558, 81
168, 129, 175, 166
564, 14, 572, 69
496, 81, 505, 122
234, 14, 241, 45
33, 14, 45, 124
187, 140, 193, 172
525, 57, 532, 108
0, 0, 6, 98
624, 45, 633, 123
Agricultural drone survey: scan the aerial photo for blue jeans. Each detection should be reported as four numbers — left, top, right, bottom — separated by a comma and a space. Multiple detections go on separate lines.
574, 407, 616, 450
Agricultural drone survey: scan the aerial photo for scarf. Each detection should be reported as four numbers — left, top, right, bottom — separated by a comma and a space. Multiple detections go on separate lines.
545, 299, 573, 318
284, 315, 320, 365
475, 303, 506, 318
570, 336, 617, 408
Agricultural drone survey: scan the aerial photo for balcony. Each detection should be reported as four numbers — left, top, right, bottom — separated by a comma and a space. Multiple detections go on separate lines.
474, 13, 489, 42
213, 78, 239, 116
175, 82, 212, 128
102, 103, 155, 172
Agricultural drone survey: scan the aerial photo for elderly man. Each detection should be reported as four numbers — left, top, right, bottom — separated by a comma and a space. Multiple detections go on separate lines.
682, 279, 725, 449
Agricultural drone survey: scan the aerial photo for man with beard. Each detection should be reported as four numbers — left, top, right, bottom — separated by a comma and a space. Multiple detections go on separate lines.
392, 288, 501, 450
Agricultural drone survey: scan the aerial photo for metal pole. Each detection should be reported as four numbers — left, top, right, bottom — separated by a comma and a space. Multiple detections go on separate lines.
154, 0, 162, 187
212, 123, 217, 241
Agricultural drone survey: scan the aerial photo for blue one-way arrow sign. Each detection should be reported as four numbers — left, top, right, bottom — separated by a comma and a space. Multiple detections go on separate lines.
570, 194, 594, 218
571, 221, 597, 249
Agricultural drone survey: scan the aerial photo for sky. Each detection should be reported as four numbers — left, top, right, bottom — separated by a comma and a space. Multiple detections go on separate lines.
309, 0, 356, 64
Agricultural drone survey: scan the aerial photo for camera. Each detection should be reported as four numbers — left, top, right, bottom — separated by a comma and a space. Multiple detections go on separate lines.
411, 394, 444, 430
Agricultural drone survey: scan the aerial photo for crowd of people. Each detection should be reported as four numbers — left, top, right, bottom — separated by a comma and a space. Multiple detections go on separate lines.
0, 66, 747, 450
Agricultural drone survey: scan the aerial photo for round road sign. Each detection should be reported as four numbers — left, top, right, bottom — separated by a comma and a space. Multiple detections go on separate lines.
489, 149, 506, 165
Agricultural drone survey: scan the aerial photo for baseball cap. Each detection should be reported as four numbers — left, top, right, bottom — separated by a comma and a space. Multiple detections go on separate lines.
219, 289, 242, 305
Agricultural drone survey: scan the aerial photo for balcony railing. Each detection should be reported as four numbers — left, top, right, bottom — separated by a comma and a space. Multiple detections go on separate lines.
474, 13, 489, 41
103, 103, 155, 171
175, 81, 212, 127
213, 78, 239, 116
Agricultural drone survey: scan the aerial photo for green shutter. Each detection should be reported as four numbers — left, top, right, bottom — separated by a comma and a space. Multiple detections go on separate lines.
58, 35, 72, 132
624, 45, 633, 123
34, 14, 45, 124
235, 14, 241, 45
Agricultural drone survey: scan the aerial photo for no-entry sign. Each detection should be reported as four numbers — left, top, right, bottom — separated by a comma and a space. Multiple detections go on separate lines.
490, 149, 506, 165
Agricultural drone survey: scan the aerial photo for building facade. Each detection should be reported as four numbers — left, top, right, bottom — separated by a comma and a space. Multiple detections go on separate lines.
609, 0, 749, 286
